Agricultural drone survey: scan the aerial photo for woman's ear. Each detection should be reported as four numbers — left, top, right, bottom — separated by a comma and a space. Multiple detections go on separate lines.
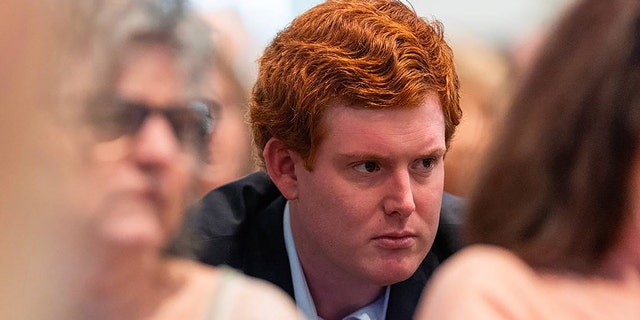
263, 138, 301, 200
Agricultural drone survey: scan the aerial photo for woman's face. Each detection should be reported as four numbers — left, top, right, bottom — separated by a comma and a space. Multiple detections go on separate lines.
197, 65, 253, 195
88, 44, 198, 250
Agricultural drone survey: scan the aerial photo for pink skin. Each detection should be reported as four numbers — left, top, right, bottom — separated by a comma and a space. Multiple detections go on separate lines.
267, 92, 445, 319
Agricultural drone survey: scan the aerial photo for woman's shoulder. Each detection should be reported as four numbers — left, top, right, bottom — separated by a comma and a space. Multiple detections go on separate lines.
416, 245, 551, 319
207, 266, 305, 319
432, 245, 538, 287
169, 261, 305, 319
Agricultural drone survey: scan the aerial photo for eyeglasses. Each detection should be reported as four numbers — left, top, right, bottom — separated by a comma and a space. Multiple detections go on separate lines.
88, 96, 216, 153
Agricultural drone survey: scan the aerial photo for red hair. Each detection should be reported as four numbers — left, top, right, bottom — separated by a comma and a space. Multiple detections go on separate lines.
250, 0, 460, 168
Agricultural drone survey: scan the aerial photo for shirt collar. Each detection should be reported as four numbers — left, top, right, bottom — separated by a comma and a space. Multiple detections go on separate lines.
283, 202, 390, 320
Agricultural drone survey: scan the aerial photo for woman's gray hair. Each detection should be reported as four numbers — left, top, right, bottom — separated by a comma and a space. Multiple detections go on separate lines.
92, 0, 214, 98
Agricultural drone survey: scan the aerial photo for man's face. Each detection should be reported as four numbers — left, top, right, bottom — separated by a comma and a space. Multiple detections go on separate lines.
89, 44, 197, 249
289, 92, 445, 287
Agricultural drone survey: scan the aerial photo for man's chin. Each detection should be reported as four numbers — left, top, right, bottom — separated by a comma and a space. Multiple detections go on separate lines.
367, 258, 423, 285
376, 270, 415, 286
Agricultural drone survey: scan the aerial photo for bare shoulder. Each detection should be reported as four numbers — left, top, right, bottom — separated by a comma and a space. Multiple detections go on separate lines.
415, 245, 547, 320
170, 258, 221, 286
230, 273, 305, 320
449, 245, 533, 276
152, 259, 221, 319
428, 245, 536, 290
168, 260, 305, 319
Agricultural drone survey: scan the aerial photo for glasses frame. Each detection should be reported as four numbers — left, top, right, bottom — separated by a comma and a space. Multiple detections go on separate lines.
87, 95, 217, 157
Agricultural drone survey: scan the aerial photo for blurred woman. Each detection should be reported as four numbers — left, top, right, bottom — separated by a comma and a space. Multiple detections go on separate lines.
416, 0, 640, 318
78, 1, 303, 319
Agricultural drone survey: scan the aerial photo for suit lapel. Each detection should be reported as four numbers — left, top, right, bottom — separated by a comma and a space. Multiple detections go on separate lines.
241, 196, 295, 298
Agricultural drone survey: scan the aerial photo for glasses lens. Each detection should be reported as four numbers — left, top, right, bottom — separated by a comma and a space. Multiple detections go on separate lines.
117, 100, 149, 136
89, 97, 147, 141
165, 108, 195, 143
164, 100, 213, 150
88, 96, 213, 156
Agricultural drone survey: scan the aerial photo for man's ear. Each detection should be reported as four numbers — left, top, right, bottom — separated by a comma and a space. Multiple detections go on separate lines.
263, 138, 301, 200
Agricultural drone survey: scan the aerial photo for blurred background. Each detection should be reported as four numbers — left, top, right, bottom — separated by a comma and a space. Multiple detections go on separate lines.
190, 0, 575, 54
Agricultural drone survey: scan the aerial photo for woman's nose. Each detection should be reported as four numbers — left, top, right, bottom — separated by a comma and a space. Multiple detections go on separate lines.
131, 114, 181, 169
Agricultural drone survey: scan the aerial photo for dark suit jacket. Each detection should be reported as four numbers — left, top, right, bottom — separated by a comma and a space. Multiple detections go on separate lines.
188, 172, 464, 319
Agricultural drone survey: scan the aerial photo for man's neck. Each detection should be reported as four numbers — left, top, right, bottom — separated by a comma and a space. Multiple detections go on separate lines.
300, 258, 385, 320
283, 203, 387, 319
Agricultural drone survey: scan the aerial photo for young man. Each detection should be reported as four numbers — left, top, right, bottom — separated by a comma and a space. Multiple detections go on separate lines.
191, 1, 463, 319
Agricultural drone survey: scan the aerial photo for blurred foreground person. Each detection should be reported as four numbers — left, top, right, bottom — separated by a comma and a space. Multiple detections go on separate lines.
80, 1, 302, 319
191, 0, 463, 319
417, 0, 640, 318
0, 0, 97, 318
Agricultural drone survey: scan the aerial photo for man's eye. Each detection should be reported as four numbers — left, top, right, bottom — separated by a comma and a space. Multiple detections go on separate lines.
416, 158, 436, 171
354, 161, 379, 173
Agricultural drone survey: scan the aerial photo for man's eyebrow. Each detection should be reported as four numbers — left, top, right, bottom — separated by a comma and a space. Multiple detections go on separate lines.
335, 147, 447, 161
335, 153, 385, 160
425, 148, 447, 158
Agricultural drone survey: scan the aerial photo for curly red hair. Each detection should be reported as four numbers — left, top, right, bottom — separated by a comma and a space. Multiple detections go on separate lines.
250, 0, 460, 169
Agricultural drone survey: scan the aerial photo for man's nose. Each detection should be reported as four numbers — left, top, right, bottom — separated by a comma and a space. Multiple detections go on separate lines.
382, 171, 416, 217
131, 114, 181, 168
